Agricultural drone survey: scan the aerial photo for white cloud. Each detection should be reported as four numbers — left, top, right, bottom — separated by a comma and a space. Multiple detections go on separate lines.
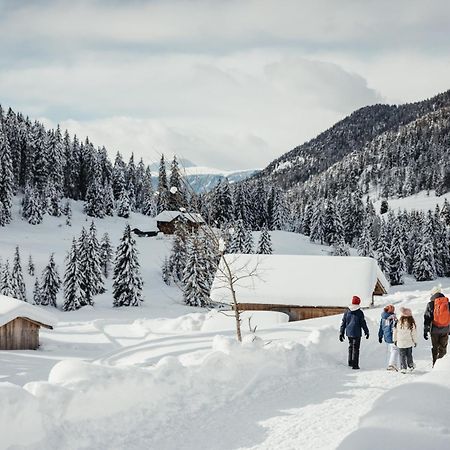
1, 0, 449, 170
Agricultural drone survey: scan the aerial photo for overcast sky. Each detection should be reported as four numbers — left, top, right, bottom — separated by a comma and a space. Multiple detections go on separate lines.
1, 0, 449, 170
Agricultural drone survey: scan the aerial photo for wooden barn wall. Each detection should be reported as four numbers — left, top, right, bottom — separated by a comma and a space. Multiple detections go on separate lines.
0, 318, 40, 350
237, 303, 347, 322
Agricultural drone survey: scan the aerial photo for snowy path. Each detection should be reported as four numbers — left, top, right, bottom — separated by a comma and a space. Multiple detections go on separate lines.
147, 358, 431, 450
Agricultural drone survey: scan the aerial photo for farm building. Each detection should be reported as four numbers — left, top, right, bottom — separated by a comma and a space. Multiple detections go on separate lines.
155, 210, 205, 235
210, 255, 389, 321
0, 295, 57, 350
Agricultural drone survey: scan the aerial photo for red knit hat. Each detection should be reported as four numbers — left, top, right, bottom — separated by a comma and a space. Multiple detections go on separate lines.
352, 296, 361, 305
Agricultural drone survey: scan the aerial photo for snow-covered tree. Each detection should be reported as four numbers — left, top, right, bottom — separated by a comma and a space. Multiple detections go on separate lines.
63, 238, 83, 311
169, 225, 188, 282
242, 227, 254, 254
11, 247, 26, 301
162, 257, 172, 285
357, 223, 375, 258
331, 236, 350, 256
389, 221, 406, 286
182, 236, 210, 307
40, 254, 60, 307
24, 187, 44, 225
28, 255, 35, 276
33, 277, 42, 305
0, 260, 15, 297
413, 220, 437, 281
229, 219, 247, 253
257, 227, 273, 254
376, 220, 391, 277
0, 129, 14, 225
117, 189, 131, 218
113, 224, 143, 307
157, 154, 169, 213
100, 232, 113, 279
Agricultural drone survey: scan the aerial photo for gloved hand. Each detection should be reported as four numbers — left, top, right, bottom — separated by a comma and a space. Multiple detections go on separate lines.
339, 334, 345, 342
378, 336, 383, 344
424, 332, 429, 340
365, 334, 369, 340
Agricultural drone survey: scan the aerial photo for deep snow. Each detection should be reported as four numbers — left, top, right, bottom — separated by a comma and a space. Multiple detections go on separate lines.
0, 197, 450, 449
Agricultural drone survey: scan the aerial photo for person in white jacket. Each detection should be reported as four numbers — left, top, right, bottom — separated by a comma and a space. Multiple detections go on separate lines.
393, 307, 417, 373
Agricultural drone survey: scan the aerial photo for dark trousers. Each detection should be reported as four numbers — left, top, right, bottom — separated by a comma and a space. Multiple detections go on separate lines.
398, 347, 414, 370
431, 333, 449, 365
348, 337, 361, 368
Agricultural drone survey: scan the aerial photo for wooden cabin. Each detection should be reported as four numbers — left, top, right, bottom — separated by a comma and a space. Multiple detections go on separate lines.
0, 295, 56, 350
155, 210, 205, 235
210, 254, 390, 322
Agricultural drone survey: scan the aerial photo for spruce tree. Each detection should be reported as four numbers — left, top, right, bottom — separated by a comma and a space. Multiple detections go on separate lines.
357, 224, 375, 258
331, 236, 350, 256
168, 155, 185, 210
141, 166, 156, 216
182, 236, 210, 307
0, 260, 15, 297
117, 189, 131, 218
113, 224, 143, 307
162, 257, 172, 285
28, 255, 35, 276
242, 227, 254, 254
169, 225, 188, 282
100, 232, 113, 278
25, 187, 44, 225
229, 219, 247, 253
389, 221, 406, 286
157, 154, 169, 213
40, 254, 61, 307
11, 247, 26, 302
103, 183, 115, 216
413, 220, 437, 281
0, 128, 14, 225
376, 220, 391, 277
33, 277, 42, 305
63, 238, 83, 311
257, 226, 273, 254
310, 203, 325, 244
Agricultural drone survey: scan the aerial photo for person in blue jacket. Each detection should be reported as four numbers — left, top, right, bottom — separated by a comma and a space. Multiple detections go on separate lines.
339, 296, 369, 369
378, 304, 399, 371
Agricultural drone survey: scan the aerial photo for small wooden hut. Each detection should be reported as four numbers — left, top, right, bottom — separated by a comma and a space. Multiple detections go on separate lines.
210, 255, 389, 322
0, 295, 57, 350
155, 210, 205, 235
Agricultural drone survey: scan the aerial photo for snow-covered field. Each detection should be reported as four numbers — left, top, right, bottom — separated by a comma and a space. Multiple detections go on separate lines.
0, 198, 449, 449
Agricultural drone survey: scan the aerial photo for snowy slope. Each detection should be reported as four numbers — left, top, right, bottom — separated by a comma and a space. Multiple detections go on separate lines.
372, 190, 450, 213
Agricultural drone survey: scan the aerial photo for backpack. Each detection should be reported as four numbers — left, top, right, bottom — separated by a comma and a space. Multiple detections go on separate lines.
433, 297, 450, 328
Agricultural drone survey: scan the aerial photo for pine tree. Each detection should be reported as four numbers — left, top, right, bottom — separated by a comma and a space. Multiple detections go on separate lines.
389, 221, 406, 286
257, 227, 273, 254
211, 179, 233, 227
103, 183, 115, 216
229, 219, 247, 253
63, 238, 83, 311
40, 254, 61, 307
11, 247, 26, 301
0, 128, 14, 225
310, 203, 325, 244
80, 222, 104, 297
331, 236, 350, 256
33, 277, 42, 305
100, 232, 113, 278
112, 152, 126, 200
0, 260, 15, 297
28, 255, 35, 276
182, 236, 210, 307
242, 227, 254, 254
113, 224, 143, 307
141, 166, 156, 216
65, 200, 72, 226
169, 226, 188, 282
157, 154, 169, 213
168, 155, 185, 210
357, 223, 375, 257
117, 189, 131, 218
413, 220, 437, 281
376, 220, 391, 277
25, 187, 44, 225
162, 257, 172, 285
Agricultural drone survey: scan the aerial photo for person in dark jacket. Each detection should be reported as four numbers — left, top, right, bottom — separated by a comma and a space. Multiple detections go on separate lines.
339, 296, 370, 370
378, 304, 399, 371
423, 287, 450, 366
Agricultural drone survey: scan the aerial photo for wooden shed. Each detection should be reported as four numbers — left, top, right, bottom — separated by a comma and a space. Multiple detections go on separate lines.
155, 210, 205, 235
0, 295, 57, 350
210, 254, 390, 322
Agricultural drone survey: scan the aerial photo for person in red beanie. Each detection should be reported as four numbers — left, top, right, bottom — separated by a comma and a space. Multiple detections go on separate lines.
339, 295, 370, 369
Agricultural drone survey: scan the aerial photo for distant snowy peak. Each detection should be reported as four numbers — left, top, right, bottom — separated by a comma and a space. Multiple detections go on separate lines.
151, 160, 259, 192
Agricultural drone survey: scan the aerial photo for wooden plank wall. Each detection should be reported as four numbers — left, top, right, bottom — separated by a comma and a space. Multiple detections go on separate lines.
237, 303, 347, 322
0, 318, 40, 350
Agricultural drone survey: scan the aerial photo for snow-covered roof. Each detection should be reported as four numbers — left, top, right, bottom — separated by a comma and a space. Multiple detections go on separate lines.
210, 255, 390, 308
0, 295, 58, 328
155, 210, 205, 224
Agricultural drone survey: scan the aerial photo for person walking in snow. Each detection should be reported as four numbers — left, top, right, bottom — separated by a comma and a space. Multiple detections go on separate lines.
339, 296, 369, 370
393, 307, 417, 374
423, 286, 450, 366
378, 304, 399, 371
